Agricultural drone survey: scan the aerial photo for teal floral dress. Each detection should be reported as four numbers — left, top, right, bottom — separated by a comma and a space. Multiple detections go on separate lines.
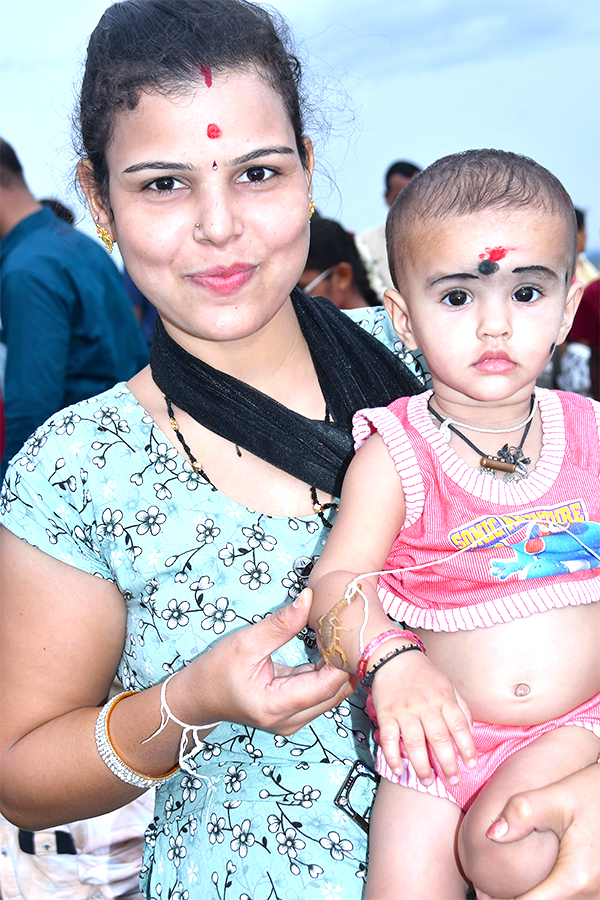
0, 309, 426, 900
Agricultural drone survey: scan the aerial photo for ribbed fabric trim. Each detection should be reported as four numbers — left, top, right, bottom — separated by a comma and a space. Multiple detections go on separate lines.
353, 406, 425, 529
378, 577, 600, 632
406, 388, 565, 506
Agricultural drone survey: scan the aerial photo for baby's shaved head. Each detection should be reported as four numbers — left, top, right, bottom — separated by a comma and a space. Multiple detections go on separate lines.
386, 149, 577, 291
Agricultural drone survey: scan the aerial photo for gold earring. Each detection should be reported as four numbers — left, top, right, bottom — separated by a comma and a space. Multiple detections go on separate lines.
309, 199, 315, 220
95, 218, 114, 254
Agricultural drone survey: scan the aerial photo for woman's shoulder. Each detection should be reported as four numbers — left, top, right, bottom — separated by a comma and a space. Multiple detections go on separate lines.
4, 383, 148, 477
343, 306, 430, 384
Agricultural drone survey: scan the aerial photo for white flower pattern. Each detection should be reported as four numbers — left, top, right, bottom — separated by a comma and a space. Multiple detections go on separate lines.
0, 310, 421, 899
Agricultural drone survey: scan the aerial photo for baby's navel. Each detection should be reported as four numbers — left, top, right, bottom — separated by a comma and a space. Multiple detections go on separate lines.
514, 683, 531, 697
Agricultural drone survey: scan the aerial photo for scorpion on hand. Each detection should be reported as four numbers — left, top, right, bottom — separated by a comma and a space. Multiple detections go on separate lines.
318, 583, 362, 669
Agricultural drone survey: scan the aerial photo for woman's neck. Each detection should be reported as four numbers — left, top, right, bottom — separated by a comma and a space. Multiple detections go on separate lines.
159, 296, 325, 417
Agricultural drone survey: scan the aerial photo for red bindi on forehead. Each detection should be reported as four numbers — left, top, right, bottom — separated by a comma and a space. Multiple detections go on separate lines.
200, 64, 212, 87
478, 246, 516, 262
206, 123, 222, 139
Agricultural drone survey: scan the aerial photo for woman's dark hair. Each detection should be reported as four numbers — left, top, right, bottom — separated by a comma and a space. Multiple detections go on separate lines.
307, 216, 379, 306
78, 0, 308, 202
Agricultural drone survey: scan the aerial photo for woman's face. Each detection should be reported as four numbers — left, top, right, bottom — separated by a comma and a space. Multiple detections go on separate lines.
87, 69, 313, 351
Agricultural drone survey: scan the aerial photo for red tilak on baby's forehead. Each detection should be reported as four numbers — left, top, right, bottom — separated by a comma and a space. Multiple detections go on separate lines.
477, 246, 516, 275
199, 64, 212, 87
478, 247, 516, 262
207, 124, 222, 139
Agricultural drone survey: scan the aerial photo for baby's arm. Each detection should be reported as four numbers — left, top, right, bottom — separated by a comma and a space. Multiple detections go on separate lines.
309, 435, 477, 785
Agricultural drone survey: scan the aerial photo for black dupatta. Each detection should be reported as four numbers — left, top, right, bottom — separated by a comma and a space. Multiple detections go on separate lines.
150, 288, 424, 497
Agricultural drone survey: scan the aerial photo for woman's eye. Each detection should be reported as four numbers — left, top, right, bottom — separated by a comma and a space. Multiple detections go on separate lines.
238, 166, 274, 184
441, 290, 472, 307
513, 286, 541, 303
146, 177, 183, 192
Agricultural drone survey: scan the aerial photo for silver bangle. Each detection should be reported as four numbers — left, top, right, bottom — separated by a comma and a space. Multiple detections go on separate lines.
95, 691, 179, 788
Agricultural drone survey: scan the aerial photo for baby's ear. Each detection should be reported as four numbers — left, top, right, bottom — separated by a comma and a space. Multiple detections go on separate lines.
384, 289, 418, 350
557, 278, 584, 344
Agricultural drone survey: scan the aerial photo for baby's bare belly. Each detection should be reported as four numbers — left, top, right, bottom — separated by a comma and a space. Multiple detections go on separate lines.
414, 601, 600, 725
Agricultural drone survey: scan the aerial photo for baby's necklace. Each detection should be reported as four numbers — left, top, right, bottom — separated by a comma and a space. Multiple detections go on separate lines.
427, 394, 536, 482
163, 394, 338, 526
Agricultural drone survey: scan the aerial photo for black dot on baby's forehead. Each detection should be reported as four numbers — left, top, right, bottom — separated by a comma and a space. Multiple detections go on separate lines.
478, 259, 499, 275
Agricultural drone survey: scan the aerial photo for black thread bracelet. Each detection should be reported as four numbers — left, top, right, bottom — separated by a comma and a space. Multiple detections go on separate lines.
360, 644, 423, 691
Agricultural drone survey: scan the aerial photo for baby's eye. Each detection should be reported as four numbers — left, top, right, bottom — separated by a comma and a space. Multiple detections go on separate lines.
441, 290, 472, 307
146, 176, 184, 193
513, 286, 541, 303
237, 166, 275, 184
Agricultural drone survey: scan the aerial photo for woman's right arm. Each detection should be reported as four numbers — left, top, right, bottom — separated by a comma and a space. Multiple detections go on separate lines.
0, 527, 353, 830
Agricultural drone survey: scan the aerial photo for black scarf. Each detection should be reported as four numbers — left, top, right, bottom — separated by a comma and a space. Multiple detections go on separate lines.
150, 288, 424, 497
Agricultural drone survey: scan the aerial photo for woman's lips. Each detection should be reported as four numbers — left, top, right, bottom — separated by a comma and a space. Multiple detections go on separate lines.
188, 264, 257, 295
474, 351, 516, 374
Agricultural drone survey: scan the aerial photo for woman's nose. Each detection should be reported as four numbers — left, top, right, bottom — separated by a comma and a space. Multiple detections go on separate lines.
192, 185, 242, 246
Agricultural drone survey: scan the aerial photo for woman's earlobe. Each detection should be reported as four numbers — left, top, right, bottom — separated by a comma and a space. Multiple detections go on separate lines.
77, 160, 110, 225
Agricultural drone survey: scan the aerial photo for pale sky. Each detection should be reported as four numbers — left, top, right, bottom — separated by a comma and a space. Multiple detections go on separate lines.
2, 0, 599, 256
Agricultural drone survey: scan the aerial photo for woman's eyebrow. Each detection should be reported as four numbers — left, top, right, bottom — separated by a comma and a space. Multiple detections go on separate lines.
228, 146, 295, 166
122, 161, 197, 174
512, 265, 558, 280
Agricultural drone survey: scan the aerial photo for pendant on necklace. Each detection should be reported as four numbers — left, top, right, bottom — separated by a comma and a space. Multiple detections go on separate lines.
478, 444, 530, 482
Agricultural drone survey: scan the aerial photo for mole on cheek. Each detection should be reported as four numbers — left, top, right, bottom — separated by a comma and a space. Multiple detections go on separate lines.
478, 259, 499, 275
207, 123, 222, 139
514, 683, 531, 697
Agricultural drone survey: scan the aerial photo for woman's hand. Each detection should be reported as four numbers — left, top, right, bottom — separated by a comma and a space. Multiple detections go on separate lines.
173, 588, 356, 736
370, 650, 477, 785
476, 763, 600, 900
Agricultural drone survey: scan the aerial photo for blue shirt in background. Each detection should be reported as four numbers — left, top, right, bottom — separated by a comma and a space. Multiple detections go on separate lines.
0, 207, 148, 475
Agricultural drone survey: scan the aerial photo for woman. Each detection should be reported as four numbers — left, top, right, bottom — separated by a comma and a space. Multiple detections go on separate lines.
0, 2, 421, 897
0, 3, 597, 899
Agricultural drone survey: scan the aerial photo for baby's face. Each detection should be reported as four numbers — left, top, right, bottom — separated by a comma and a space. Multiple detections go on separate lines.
385, 207, 581, 408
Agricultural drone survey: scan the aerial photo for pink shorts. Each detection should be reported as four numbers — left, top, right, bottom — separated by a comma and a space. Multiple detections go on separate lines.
368, 691, 600, 811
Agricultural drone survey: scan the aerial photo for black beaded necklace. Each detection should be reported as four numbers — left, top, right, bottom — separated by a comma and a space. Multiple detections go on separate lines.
427, 395, 535, 482
163, 394, 339, 527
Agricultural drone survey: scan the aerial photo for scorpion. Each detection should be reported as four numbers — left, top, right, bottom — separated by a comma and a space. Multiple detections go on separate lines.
318, 583, 362, 669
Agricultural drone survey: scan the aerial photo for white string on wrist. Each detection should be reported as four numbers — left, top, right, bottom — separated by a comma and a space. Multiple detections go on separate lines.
142, 672, 222, 776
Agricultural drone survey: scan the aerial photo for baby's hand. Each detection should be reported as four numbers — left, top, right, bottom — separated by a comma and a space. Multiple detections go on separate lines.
370, 651, 477, 786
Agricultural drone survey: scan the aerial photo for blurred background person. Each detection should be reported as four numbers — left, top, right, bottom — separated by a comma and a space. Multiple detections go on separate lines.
575, 208, 600, 287
298, 214, 429, 384
0, 138, 148, 477
298, 214, 380, 308
123, 270, 157, 347
39, 198, 75, 225
557, 276, 600, 400
357, 159, 421, 292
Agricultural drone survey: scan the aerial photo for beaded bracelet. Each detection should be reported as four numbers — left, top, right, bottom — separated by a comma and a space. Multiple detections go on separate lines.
360, 644, 423, 691
95, 691, 180, 789
357, 628, 426, 681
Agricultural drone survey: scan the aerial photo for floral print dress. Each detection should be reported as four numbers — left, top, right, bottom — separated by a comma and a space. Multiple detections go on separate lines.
0, 308, 426, 900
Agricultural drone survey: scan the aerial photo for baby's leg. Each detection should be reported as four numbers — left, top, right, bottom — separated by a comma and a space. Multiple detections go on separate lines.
458, 725, 600, 899
365, 777, 467, 900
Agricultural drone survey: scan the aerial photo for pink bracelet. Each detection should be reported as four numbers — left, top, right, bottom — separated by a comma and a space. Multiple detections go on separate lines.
358, 629, 426, 680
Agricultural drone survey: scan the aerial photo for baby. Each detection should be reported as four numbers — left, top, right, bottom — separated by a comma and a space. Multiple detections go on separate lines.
309, 149, 600, 899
